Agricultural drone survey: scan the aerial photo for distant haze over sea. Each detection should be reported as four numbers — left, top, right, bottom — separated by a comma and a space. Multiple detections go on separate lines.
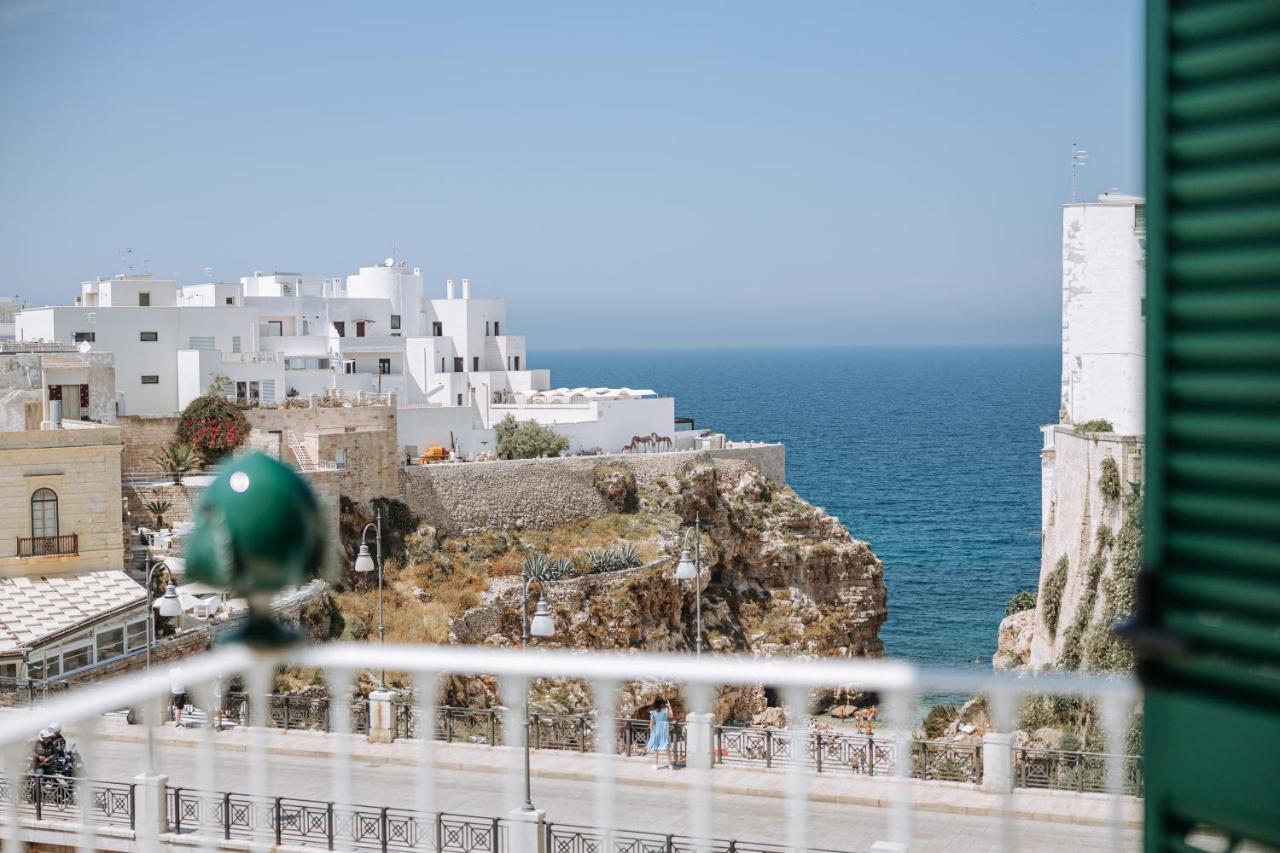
536, 345, 1058, 670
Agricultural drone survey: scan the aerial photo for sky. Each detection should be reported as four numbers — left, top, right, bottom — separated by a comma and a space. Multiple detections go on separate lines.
0, 2, 1142, 349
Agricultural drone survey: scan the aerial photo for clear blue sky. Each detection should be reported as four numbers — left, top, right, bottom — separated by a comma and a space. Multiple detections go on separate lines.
0, 1, 1141, 348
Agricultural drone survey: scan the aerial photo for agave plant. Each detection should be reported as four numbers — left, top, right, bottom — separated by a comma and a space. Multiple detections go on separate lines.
151, 443, 201, 484
145, 500, 173, 530
618, 542, 641, 568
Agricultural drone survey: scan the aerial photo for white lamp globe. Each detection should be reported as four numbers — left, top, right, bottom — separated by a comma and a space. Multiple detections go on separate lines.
674, 549, 697, 580
354, 543, 376, 574
157, 582, 184, 618
529, 598, 556, 638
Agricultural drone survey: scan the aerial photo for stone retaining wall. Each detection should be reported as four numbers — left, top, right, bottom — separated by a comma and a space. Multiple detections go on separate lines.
399, 444, 785, 534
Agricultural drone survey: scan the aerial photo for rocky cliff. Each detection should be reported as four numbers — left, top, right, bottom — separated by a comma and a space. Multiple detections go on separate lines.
336, 455, 887, 721
994, 427, 1142, 673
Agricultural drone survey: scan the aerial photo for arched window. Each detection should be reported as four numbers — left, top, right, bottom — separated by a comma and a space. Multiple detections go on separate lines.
31, 488, 58, 539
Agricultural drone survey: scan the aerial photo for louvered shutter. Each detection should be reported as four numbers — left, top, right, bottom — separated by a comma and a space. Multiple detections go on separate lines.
1140, 1, 1280, 849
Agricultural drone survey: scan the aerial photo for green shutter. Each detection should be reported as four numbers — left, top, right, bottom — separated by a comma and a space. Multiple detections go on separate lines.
1142, 0, 1280, 849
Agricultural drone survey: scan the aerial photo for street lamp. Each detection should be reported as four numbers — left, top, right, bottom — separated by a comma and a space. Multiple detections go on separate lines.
353, 510, 385, 687
145, 558, 184, 674
674, 512, 703, 657
520, 571, 557, 811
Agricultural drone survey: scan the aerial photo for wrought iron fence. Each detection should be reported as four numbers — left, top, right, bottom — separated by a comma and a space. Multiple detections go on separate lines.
222, 691, 369, 733
0, 774, 134, 828
545, 822, 849, 853
1014, 747, 1144, 795
16, 533, 78, 557
713, 726, 983, 784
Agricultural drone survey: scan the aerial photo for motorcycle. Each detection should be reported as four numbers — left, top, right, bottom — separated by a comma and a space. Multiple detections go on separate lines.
26, 743, 83, 805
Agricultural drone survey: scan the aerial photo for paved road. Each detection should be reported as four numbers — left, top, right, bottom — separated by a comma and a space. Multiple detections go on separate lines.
79, 736, 1139, 853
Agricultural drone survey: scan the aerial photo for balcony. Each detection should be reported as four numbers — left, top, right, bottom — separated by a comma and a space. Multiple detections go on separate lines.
17, 533, 78, 557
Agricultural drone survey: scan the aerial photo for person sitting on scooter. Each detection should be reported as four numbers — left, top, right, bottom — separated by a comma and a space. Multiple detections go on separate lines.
32, 729, 57, 776
47, 723, 66, 757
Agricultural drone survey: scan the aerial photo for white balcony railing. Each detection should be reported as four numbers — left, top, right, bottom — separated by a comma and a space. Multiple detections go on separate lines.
0, 643, 1140, 853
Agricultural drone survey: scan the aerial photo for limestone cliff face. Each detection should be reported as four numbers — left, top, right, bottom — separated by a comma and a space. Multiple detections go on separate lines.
994, 427, 1142, 673
446, 458, 887, 720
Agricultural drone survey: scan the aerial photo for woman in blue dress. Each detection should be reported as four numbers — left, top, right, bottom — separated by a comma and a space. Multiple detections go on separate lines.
646, 696, 673, 769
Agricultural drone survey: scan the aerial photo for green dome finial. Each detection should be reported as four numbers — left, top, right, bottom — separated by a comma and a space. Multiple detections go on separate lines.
184, 451, 328, 647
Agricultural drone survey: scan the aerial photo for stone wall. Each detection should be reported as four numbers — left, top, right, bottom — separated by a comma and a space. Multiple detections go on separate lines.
398, 445, 785, 534
123, 482, 203, 530
313, 428, 399, 504
118, 414, 183, 472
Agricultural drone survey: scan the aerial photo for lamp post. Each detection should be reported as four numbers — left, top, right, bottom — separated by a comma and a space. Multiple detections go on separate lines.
354, 510, 385, 687
674, 512, 702, 657
520, 572, 556, 812
145, 558, 184, 674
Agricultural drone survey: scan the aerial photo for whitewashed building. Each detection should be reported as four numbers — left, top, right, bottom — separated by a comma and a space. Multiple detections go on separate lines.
16, 262, 676, 455
1059, 191, 1146, 436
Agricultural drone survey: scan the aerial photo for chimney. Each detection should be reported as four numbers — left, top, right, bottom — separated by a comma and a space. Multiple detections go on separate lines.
462, 278, 471, 299
446, 279, 455, 299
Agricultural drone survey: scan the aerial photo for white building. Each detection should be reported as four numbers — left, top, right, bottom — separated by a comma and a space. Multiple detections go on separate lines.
17, 262, 676, 455
1059, 191, 1146, 436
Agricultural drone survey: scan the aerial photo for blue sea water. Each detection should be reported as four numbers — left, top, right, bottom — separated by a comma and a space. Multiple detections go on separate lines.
535, 346, 1059, 671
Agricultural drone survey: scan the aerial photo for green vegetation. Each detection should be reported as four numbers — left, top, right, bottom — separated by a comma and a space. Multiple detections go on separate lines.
1098, 456, 1122, 503
1060, 553, 1107, 670
1075, 419, 1114, 434
1042, 556, 1069, 636
1005, 589, 1037, 617
586, 543, 643, 573
1094, 523, 1113, 552
144, 499, 173, 529
495, 415, 570, 459
151, 442, 201, 485
1086, 489, 1142, 671
176, 393, 250, 466
922, 703, 959, 738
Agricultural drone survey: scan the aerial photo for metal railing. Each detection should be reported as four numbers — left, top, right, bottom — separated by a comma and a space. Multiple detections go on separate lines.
0, 643, 1142, 853
0, 775, 134, 829
1015, 747, 1144, 796
16, 534, 78, 557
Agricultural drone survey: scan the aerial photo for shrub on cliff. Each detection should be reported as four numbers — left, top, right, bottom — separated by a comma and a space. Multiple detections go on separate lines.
176, 394, 250, 466
495, 415, 570, 459
593, 464, 638, 512
1098, 457, 1122, 504
1075, 419, 1114, 434
922, 703, 959, 738
1005, 589, 1036, 617
1042, 556, 1069, 636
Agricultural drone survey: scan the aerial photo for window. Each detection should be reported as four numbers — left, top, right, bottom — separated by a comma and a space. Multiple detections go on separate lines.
138, 292, 151, 307
390, 315, 401, 330
344, 361, 356, 374
334, 321, 345, 337
486, 321, 491, 336
225, 296, 234, 305
141, 375, 159, 384
441, 357, 446, 372
188, 336, 215, 350
432, 321, 443, 336
457, 393, 463, 406
267, 320, 283, 337
514, 356, 521, 371
282, 283, 293, 296
473, 356, 479, 371
379, 358, 391, 374
61, 645, 92, 673
453, 357, 464, 373
355, 321, 367, 337
29, 655, 60, 681
0, 663, 16, 682
73, 332, 95, 343
31, 488, 58, 539
140, 331, 158, 342
231, 336, 242, 354
494, 321, 500, 336
126, 620, 148, 651
96, 627, 124, 661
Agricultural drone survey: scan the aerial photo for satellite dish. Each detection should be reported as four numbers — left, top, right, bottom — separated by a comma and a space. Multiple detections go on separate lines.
384, 257, 395, 267
77, 341, 92, 354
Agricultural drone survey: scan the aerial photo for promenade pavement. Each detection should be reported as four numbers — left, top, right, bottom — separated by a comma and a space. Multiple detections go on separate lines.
68, 720, 1141, 853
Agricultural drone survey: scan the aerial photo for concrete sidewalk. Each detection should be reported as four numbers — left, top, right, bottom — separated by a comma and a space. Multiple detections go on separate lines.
96, 720, 1141, 829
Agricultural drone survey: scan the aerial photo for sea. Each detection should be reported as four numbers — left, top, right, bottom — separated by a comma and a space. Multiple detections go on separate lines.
535, 345, 1059, 673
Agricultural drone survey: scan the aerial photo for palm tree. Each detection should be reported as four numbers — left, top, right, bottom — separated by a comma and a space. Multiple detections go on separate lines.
151, 443, 200, 484
145, 500, 173, 530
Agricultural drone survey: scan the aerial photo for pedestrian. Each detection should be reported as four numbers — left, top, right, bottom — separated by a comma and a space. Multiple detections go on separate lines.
646, 696, 673, 770
169, 667, 187, 727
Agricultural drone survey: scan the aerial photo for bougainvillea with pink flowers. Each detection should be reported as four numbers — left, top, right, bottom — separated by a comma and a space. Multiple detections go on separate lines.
176, 394, 250, 466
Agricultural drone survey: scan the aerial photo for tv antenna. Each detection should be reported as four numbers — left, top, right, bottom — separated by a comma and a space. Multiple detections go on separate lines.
1071, 143, 1089, 202
142, 258, 151, 275
204, 266, 214, 282
119, 248, 135, 273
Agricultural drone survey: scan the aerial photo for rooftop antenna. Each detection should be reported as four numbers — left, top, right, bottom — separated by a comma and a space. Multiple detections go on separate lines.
204, 266, 214, 282
119, 248, 135, 273
142, 258, 151, 275
1071, 143, 1089, 202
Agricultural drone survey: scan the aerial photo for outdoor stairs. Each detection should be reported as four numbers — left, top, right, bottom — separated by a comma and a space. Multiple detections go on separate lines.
286, 430, 316, 472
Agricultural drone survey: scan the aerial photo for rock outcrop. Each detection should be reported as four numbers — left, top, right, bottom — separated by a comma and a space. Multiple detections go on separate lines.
440, 458, 887, 721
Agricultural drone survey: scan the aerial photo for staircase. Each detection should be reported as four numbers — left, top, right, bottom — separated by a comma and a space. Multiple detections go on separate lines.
286, 430, 316, 471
